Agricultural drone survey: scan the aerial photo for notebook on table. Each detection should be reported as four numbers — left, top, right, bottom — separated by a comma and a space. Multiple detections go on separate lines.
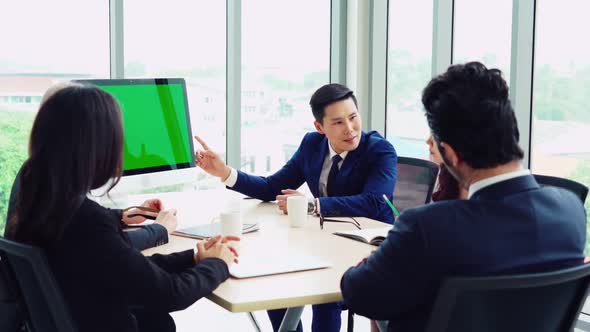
333, 226, 392, 246
173, 223, 259, 239
229, 253, 332, 279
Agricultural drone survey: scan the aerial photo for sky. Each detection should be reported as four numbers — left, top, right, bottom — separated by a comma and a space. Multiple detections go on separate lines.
0, 0, 330, 75
1, 0, 589, 74
0, 0, 109, 74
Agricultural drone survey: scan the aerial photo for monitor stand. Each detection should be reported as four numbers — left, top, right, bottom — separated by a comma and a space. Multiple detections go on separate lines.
88, 168, 198, 209
89, 192, 130, 210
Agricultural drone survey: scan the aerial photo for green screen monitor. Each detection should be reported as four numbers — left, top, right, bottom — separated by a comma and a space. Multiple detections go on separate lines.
77, 78, 196, 196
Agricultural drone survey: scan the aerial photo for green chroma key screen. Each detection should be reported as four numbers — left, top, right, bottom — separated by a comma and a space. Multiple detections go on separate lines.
79, 78, 195, 175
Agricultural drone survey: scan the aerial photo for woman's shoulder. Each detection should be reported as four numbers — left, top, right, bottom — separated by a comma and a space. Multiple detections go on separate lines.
73, 198, 121, 229
59, 197, 129, 248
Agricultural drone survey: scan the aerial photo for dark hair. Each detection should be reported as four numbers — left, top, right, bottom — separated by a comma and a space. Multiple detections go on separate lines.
7, 86, 123, 247
309, 83, 358, 123
422, 61, 524, 168
431, 164, 461, 201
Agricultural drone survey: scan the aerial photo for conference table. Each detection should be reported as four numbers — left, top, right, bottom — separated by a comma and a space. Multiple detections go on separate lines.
137, 189, 389, 332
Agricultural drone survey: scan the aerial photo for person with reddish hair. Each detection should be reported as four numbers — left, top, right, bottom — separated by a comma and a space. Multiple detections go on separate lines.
427, 135, 468, 201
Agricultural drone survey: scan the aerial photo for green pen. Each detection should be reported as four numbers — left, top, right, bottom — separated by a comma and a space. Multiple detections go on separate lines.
382, 194, 400, 217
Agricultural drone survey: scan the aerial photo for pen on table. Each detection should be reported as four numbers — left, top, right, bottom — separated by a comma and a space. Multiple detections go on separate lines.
382, 194, 400, 217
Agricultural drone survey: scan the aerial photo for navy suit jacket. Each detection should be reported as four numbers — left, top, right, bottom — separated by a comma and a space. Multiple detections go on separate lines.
230, 130, 397, 224
341, 175, 587, 331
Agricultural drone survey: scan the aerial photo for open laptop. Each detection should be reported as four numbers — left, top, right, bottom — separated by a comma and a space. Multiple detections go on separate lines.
229, 253, 332, 279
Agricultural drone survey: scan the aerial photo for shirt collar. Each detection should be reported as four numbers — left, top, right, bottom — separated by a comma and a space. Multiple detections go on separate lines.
468, 168, 531, 198
327, 141, 348, 161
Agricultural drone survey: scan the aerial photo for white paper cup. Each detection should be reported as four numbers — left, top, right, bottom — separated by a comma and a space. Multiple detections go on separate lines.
213, 211, 242, 236
287, 196, 307, 228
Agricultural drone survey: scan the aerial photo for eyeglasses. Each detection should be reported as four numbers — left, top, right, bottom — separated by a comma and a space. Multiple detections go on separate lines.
319, 214, 361, 230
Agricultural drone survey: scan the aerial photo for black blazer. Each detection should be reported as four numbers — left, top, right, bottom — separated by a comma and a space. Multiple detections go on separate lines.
6, 167, 168, 251
5, 173, 229, 331
43, 198, 228, 331
341, 175, 587, 332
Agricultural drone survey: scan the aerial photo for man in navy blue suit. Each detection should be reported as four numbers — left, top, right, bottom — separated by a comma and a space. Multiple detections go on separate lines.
341, 62, 587, 332
195, 83, 397, 332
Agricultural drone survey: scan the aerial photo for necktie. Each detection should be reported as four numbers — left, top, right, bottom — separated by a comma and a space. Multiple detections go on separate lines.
326, 155, 343, 197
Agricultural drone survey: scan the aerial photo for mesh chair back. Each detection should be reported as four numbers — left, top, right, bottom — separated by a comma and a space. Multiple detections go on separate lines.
0, 237, 76, 332
534, 174, 588, 204
426, 264, 590, 332
393, 157, 439, 213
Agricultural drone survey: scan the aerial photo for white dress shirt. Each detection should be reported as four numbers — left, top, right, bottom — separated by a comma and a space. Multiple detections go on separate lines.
222, 167, 239, 187
318, 143, 348, 197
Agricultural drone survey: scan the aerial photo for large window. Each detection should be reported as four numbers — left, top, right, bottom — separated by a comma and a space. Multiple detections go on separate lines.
124, 0, 226, 190
241, 0, 330, 175
532, 0, 590, 253
0, 1, 109, 234
386, 0, 433, 159
453, 0, 512, 78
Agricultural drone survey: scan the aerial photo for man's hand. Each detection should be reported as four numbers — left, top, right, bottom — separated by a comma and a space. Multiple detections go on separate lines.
275, 189, 305, 214
194, 135, 232, 180
154, 209, 178, 234
122, 199, 163, 225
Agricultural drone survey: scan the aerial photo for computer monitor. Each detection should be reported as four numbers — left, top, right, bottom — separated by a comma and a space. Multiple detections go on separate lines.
76, 78, 197, 203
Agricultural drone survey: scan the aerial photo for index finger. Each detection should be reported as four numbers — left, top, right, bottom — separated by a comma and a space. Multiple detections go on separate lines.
194, 135, 211, 150
226, 244, 240, 258
205, 235, 222, 249
221, 235, 241, 243
197, 241, 205, 253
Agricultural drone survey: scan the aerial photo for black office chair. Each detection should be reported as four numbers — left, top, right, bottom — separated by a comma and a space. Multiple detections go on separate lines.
346, 157, 439, 331
0, 237, 76, 332
425, 263, 590, 332
0, 258, 22, 331
533, 174, 588, 204
533, 174, 590, 325
393, 157, 439, 213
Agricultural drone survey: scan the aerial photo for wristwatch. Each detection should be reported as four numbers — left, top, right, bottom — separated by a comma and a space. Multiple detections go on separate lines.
307, 200, 316, 214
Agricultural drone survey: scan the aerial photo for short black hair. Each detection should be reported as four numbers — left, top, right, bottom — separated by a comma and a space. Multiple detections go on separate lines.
309, 83, 358, 123
422, 61, 524, 168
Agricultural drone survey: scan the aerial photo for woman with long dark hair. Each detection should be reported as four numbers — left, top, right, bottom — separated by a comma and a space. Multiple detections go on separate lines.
6, 82, 175, 251
5, 85, 237, 332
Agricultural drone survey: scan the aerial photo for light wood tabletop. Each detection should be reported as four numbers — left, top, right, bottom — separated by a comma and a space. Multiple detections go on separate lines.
139, 190, 389, 313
